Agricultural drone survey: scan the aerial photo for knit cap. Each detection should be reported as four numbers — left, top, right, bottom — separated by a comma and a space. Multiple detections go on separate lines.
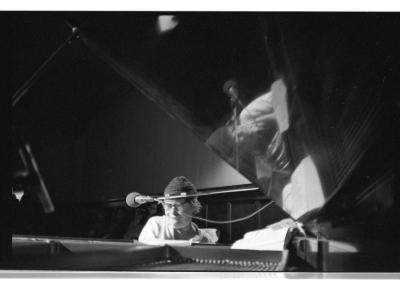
163, 176, 197, 200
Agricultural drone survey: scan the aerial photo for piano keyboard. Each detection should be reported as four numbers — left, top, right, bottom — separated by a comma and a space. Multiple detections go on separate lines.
134, 254, 282, 271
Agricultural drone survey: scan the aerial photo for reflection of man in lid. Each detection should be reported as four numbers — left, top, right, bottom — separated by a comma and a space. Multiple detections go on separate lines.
138, 176, 219, 244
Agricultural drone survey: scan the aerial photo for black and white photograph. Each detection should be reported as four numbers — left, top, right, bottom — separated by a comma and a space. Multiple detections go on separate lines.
1, 2, 400, 282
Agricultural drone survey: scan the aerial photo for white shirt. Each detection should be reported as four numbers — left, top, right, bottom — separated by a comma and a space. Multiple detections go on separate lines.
138, 216, 218, 244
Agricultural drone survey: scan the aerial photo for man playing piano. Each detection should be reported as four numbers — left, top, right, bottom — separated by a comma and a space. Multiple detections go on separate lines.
138, 176, 219, 244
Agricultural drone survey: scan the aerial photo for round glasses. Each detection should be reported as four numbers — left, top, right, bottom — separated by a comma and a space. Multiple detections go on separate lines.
161, 201, 189, 212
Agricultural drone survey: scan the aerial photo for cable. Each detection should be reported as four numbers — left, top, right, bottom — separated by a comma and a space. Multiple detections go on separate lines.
187, 200, 274, 224
177, 163, 276, 225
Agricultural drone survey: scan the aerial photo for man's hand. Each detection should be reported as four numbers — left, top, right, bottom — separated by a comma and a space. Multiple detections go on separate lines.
268, 218, 305, 235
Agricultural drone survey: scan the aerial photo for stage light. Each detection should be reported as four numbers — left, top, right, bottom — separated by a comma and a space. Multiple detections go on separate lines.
157, 15, 179, 34
13, 190, 24, 201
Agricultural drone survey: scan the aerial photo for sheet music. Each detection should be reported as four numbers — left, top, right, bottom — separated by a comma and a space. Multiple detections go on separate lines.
140, 239, 192, 246
231, 226, 290, 251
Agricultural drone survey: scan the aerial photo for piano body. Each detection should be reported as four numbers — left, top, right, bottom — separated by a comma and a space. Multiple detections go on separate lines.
2, 12, 400, 272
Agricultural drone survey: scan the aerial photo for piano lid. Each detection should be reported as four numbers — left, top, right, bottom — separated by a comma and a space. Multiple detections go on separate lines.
68, 15, 282, 194
11, 13, 400, 228
64, 13, 319, 221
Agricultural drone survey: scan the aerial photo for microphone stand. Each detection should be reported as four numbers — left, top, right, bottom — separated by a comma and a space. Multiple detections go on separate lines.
230, 97, 240, 170
223, 81, 244, 171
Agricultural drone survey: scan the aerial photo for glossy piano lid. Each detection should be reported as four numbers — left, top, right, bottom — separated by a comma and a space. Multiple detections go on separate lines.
64, 14, 328, 221
73, 15, 307, 215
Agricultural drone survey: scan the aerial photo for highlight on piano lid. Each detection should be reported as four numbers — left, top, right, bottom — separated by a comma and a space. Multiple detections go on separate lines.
3, 12, 400, 273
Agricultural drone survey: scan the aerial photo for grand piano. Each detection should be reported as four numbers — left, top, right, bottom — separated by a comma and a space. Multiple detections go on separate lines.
2, 12, 400, 273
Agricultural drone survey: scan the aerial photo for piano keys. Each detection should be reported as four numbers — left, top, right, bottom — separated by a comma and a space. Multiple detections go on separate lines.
11, 235, 288, 271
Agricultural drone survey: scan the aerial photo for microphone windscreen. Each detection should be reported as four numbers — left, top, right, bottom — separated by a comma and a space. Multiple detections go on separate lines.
126, 192, 140, 207
223, 80, 237, 95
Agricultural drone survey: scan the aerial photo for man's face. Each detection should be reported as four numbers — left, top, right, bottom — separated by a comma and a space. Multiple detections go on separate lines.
162, 198, 194, 228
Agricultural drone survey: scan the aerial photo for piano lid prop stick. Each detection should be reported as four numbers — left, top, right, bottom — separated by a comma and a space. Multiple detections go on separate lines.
25, 143, 55, 214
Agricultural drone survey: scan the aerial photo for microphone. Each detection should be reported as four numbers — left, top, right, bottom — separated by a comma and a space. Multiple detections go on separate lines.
223, 80, 239, 102
223, 80, 244, 109
126, 192, 155, 208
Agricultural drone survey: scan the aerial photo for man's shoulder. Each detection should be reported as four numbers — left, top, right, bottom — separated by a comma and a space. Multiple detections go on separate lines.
146, 216, 164, 225
139, 216, 165, 241
141, 216, 164, 233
